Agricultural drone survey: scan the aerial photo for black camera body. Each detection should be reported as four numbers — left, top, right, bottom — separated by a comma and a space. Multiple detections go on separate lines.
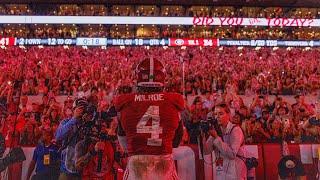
81, 104, 117, 129
200, 117, 223, 137
245, 157, 259, 170
83, 104, 97, 116
308, 116, 320, 126
80, 104, 118, 142
200, 120, 213, 133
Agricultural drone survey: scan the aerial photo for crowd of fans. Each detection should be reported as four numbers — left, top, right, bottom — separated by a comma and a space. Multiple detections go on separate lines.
0, 46, 319, 148
1, 46, 319, 97
1, 4, 320, 39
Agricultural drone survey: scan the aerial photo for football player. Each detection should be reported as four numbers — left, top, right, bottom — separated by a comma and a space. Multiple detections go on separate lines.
115, 57, 184, 180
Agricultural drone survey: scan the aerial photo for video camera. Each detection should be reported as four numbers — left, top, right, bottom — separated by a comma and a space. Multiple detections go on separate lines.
80, 103, 118, 141
200, 116, 223, 137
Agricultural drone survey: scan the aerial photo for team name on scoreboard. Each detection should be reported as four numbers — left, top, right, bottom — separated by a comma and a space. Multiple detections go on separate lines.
134, 94, 164, 102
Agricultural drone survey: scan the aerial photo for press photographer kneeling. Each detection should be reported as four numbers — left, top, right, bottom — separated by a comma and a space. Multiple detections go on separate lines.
201, 103, 254, 180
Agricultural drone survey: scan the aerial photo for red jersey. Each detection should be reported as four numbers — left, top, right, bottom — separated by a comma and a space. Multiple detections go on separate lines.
115, 92, 184, 156
82, 141, 115, 180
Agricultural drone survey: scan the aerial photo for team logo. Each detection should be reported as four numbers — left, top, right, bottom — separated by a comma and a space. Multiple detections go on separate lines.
174, 39, 185, 46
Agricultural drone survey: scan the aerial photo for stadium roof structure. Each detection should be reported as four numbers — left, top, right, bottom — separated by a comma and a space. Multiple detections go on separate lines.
1, 0, 320, 8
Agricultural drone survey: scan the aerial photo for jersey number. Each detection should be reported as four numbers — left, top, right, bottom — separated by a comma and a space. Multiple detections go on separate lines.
136, 106, 163, 146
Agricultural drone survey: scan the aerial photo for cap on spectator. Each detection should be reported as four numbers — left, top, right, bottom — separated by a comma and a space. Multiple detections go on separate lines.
73, 97, 88, 109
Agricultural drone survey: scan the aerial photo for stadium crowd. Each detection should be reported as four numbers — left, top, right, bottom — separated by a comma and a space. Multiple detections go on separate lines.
0, 3, 319, 180
0, 46, 319, 149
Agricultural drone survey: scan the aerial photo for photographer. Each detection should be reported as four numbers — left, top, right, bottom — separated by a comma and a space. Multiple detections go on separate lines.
202, 103, 247, 180
55, 98, 89, 180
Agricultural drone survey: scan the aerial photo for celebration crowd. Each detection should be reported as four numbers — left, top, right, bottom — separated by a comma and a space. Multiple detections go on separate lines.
0, 46, 319, 148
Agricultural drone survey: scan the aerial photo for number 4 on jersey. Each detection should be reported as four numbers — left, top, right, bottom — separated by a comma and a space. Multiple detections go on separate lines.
136, 106, 163, 146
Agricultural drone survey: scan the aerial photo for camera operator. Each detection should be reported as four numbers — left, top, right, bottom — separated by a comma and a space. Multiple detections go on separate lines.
202, 103, 247, 180
55, 98, 89, 180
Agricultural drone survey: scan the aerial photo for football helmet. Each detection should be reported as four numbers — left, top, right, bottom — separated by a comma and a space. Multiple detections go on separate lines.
136, 57, 165, 88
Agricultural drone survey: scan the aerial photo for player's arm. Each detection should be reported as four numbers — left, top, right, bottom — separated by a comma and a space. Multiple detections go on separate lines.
172, 94, 186, 148
172, 119, 183, 148
117, 116, 128, 152
115, 96, 130, 153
